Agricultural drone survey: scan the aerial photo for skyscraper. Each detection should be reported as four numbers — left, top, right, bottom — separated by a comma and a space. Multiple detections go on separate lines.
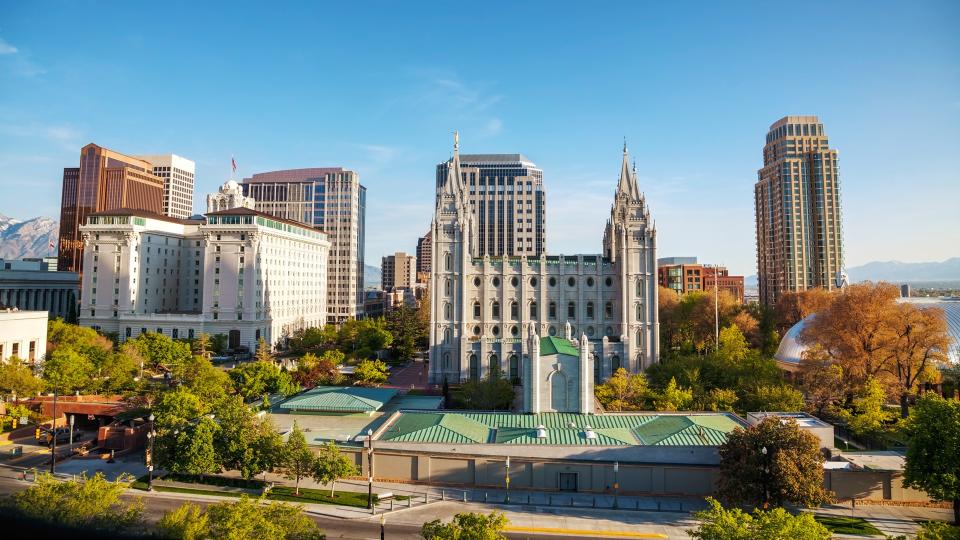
436, 153, 545, 257
58, 143, 165, 273
755, 116, 844, 307
242, 168, 366, 324
416, 231, 432, 274
137, 154, 196, 219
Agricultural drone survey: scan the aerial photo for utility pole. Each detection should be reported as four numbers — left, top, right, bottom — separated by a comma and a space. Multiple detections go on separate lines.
50, 390, 58, 474
714, 271, 720, 351
367, 428, 374, 511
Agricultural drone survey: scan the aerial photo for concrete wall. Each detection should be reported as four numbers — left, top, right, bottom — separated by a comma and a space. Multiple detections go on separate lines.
824, 470, 930, 502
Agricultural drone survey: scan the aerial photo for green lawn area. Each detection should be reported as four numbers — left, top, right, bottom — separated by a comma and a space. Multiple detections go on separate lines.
267, 486, 372, 507
814, 515, 883, 536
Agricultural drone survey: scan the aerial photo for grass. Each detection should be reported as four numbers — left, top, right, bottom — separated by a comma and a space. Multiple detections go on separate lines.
814, 515, 883, 536
267, 486, 374, 507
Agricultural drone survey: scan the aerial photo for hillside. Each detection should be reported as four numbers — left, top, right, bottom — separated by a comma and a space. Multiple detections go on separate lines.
0, 214, 58, 259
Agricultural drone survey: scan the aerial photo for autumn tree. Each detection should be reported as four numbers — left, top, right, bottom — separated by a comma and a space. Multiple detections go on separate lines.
774, 287, 834, 335
595, 368, 648, 411
294, 350, 344, 388
798, 346, 846, 416
353, 359, 389, 387
421, 511, 509, 540
903, 395, 960, 524
717, 417, 831, 508
887, 302, 950, 418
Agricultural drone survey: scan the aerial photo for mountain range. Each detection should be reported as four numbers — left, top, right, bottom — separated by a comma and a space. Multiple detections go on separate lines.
0, 214, 58, 260
744, 257, 960, 287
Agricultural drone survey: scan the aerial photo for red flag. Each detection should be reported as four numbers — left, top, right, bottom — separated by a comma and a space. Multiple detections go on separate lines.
231, 157, 237, 172
49, 241, 55, 250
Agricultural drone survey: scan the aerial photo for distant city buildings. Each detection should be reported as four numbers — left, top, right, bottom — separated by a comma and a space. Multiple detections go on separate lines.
76, 181, 330, 350
381, 251, 417, 292
137, 154, 196, 219
436, 153, 545, 257
0, 257, 79, 320
657, 257, 745, 303
755, 116, 844, 307
0, 307, 48, 365
416, 231, 432, 274
241, 168, 366, 324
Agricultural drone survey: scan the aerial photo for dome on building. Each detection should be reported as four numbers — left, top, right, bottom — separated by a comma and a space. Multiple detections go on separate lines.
773, 297, 960, 370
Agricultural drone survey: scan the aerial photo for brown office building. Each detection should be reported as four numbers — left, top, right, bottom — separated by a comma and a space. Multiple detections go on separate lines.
755, 116, 844, 307
657, 257, 745, 303
58, 144, 164, 272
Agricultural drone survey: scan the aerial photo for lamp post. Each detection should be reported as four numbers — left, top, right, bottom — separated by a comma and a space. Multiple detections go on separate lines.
69, 414, 74, 447
760, 446, 769, 509
50, 390, 58, 474
146, 413, 156, 491
367, 428, 374, 511
613, 461, 619, 509
380, 513, 385, 540
505, 456, 510, 504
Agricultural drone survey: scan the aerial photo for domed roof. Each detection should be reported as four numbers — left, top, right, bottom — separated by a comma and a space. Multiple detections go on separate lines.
774, 314, 814, 369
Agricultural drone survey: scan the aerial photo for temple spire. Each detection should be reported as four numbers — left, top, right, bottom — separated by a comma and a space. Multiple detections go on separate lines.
617, 141, 632, 196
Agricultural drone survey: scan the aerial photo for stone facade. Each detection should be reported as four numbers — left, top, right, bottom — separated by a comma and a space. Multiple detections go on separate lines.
428, 135, 658, 386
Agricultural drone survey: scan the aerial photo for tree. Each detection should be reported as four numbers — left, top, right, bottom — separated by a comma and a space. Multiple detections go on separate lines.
230, 361, 299, 401
887, 303, 950, 418
651, 377, 694, 411
174, 355, 233, 404
167, 417, 220, 476
717, 324, 750, 363
4, 472, 142, 534
211, 396, 283, 479
799, 346, 846, 416
688, 497, 830, 540
738, 384, 804, 413
192, 332, 211, 358
282, 422, 315, 495
255, 337, 275, 364
46, 318, 113, 357
387, 303, 428, 361
294, 350, 344, 388
42, 347, 94, 394
353, 359, 389, 387
129, 331, 192, 368
774, 287, 834, 335
838, 377, 895, 440
421, 511, 509, 540
312, 441, 358, 497
595, 368, 649, 411
158, 497, 323, 540
916, 521, 960, 540
0, 356, 43, 400
209, 333, 228, 355
460, 375, 515, 410
903, 395, 960, 524
717, 417, 831, 508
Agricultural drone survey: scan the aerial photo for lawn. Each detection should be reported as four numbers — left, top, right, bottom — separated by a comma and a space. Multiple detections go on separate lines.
267, 486, 373, 507
814, 515, 883, 536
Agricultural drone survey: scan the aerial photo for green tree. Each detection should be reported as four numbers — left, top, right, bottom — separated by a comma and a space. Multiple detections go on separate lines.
688, 497, 830, 540
129, 331, 192, 368
153, 387, 205, 428
739, 384, 805, 413
230, 361, 300, 401
0, 356, 43, 400
421, 511, 509, 540
158, 497, 323, 540
210, 396, 284, 479
595, 368, 648, 412
209, 333, 228, 355
701, 388, 739, 412
839, 376, 895, 440
353, 359, 389, 387
192, 332, 211, 357
255, 337, 275, 364
294, 350, 344, 388
175, 355, 233, 404
717, 417, 832, 508
4, 472, 142, 534
460, 375, 515, 410
386, 303, 427, 361
717, 324, 750, 363
42, 347, 94, 393
903, 395, 960, 524
651, 377, 694, 411
916, 521, 960, 540
47, 318, 113, 357
312, 441, 359, 497
167, 416, 220, 476
282, 422, 316, 495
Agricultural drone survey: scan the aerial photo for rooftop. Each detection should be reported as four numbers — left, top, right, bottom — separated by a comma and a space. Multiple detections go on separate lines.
540, 336, 579, 357
441, 154, 538, 168
378, 412, 746, 447
279, 386, 399, 414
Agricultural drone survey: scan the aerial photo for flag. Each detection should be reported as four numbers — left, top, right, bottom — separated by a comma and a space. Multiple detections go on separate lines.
231, 157, 237, 173
49, 241, 55, 250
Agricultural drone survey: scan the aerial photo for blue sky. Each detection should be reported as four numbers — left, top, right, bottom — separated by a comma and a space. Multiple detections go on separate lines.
1, 1, 958, 276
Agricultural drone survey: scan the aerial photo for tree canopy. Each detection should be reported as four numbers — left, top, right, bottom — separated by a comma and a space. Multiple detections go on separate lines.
903, 395, 960, 524
312, 441, 358, 497
353, 359, 389, 387
688, 497, 830, 540
421, 511, 509, 540
158, 497, 323, 540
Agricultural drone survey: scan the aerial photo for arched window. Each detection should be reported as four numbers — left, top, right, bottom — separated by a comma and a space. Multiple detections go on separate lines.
469, 354, 479, 381
548, 325, 557, 336
489, 354, 500, 377
636, 330, 642, 347
593, 353, 601, 384
509, 354, 520, 382
530, 301, 538, 318
510, 301, 519, 319
587, 326, 595, 337
444, 303, 452, 319
510, 276, 519, 287
635, 279, 643, 296
611, 355, 621, 372
586, 302, 595, 319
492, 301, 500, 318
605, 325, 614, 336
636, 303, 642, 319
548, 302, 557, 319
444, 327, 452, 343
530, 277, 538, 287
473, 301, 481, 318
567, 301, 576, 318
444, 279, 452, 296
586, 277, 594, 287
443, 352, 451, 370
605, 301, 613, 318
444, 253, 452, 271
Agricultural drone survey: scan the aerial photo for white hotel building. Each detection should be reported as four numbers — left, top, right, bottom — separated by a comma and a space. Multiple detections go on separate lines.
78, 181, 330, 350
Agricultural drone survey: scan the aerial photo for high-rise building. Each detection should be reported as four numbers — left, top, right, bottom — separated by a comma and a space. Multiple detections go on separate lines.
436, 153, 545, 257
429, 135, 658, 387
241, 168, 366, 324
416, 231, 432, 274
137, 154, 196, 219
58, 144, 165, 273
381, 252, 417, 292
755, 116, 844, 307
77, 181, 329, 350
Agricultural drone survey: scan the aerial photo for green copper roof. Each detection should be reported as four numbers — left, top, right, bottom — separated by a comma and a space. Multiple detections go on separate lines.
380, 412, 745, 446
279, 386, 399, 413
540, 336, 579, 357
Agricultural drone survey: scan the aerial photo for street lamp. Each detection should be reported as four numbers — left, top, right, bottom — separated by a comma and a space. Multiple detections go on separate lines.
50, 389, 58, 474
505, 456, 510, 504
760, 446, 769, 509
69, 414, 74, 447
613, 461, 619, 509
146, 413, 156, 491
380, 513, 385, 540
367, 428, 374, 511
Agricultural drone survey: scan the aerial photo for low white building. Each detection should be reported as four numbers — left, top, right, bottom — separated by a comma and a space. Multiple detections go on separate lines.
77, 182, 330, 351
0, 308, 48, 365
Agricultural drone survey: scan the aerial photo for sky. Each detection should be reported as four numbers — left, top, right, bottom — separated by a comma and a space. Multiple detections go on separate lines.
0, 1, 958, 277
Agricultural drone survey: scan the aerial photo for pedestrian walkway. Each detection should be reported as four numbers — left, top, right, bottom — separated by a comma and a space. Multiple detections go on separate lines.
814, 502, 954, 538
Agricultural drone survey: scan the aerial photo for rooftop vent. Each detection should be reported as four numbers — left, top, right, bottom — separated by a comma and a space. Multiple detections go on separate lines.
535, 424, 548, 439
584, 425, 597, 440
